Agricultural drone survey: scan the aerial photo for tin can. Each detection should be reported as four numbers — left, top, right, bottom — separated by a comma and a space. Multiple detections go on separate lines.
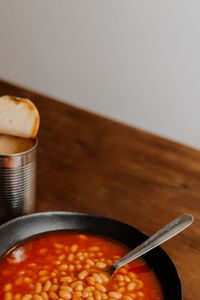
0, 139, 37, 222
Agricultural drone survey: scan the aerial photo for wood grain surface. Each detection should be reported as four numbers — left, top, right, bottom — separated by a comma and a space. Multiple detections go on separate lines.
0, 80, 199, 299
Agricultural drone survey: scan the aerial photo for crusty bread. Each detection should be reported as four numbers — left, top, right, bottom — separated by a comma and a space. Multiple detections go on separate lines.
0, 95, 40, 138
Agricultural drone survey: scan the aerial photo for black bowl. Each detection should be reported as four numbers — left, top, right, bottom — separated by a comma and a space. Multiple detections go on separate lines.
0, 211, 182, 300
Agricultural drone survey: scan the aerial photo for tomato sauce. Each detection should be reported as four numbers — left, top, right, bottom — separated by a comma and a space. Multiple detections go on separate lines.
0, 232, 164, 300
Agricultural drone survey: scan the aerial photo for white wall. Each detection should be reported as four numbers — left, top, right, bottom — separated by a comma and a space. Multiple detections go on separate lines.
0, 0, 200, 149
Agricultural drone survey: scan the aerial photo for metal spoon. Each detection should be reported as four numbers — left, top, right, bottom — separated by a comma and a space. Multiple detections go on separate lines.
105, 214, 193, 277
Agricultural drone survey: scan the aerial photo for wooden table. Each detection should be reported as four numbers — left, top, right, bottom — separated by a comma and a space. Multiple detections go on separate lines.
0, 80, 199, 299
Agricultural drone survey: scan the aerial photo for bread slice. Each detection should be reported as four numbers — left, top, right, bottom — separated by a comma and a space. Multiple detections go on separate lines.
0, 95, 40, 138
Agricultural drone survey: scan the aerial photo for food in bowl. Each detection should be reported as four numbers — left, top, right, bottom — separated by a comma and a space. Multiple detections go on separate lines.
0, 231, 163, 300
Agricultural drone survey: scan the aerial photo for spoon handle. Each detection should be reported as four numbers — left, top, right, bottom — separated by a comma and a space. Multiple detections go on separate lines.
112, 214, 193, 271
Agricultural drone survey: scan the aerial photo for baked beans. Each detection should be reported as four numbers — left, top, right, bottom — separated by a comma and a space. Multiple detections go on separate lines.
0, 232, 163, 300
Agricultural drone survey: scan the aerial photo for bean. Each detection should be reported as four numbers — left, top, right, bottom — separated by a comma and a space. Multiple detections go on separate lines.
14, 294, 21, 300
86, 259, 95, 266
76, 265, 82, 270
78, 270, 88, 280
135, 280, 143, 289
115, 275, 124, 282
79, 256, 85, 261
118, 268, 127, 275
137, 292, 144, 297
4, 284, 12, 292
98, 254, 103, 259
59, 264, 68, 271
54, 243, 63, 249
35, 282, 42, 293
21, 295, 32, 300
5, 292, 13, 300
87, 277, 95, 285
24, 277, 32, 284
49, 292, 58, 299
84, 264, 91, 269
28, 263, 37, 267
68, 254, 75, 262
118, 287, 125, 293
88, 247, 100, 252
75, 284, 83, 291
78, 234, 87, 240
101, 294, 108, 300
73, 292, 82, 298
71, 281, 83, 288
71, 244, 78, 252
82, 291, 90, 298
68, 265, 75, 272
122, 297, 132, 300
41, 292, 49, 300
52, 278, 58, 284
92, 273, 102, 283
39, 248, 47, 254
96, 261, 107, 269
94, 290, 101, 300
40, 276, 49, 282
99, 273, 109, 283
113, 256, 120, 260
124, 276, 131, 283
39, 270, 48, 276
61, 271, 67, 276
58, 254, 66, 260
127, 293, 136, 299
60, 287, 73, 292
60, 276, 72, 283
106, 260, 113, 266
86, 297, 94, 300
33, 296, 43, 300
58, 291, 72, 300
53, 261, 61, 265
108, 293, 122, 300
95, 284, 107, 293
118, 282, 125, 287
84, 287, 95, 292
43, 280, 52, 292
18, 270, 25, 275
50, 285, 59, 292
128, 272, 136, 279
127, 282, 136, 291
